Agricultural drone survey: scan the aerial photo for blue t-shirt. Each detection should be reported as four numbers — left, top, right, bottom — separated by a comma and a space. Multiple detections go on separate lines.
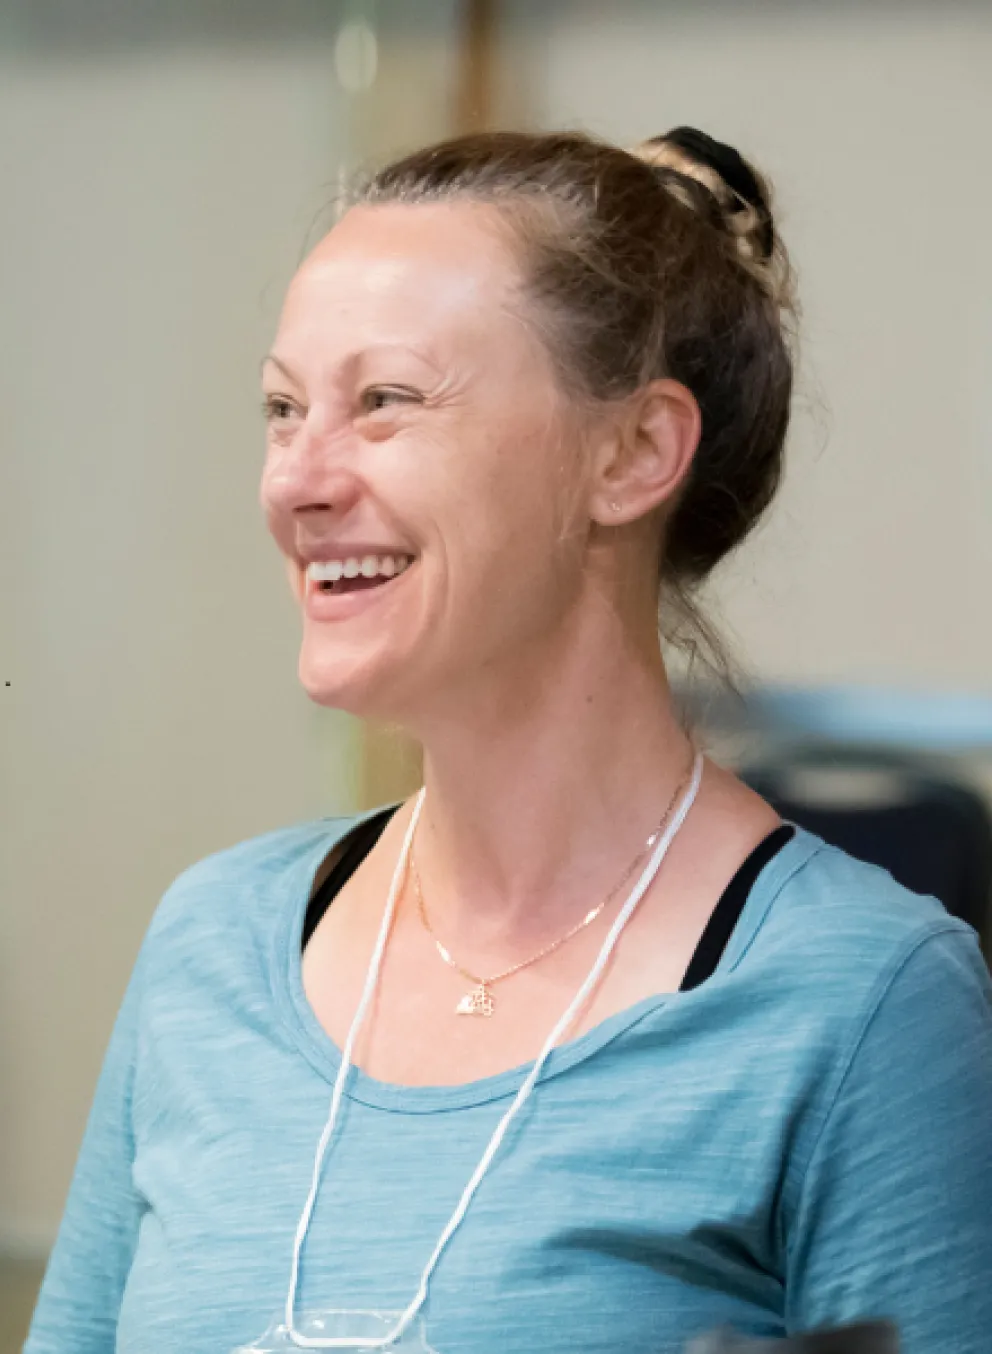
24, 812, 992, 1354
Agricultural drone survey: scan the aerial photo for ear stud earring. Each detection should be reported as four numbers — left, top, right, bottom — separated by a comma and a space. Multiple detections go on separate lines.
610, 500, 623, 513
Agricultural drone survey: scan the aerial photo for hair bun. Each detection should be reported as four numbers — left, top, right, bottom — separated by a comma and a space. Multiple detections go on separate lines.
632, 125, 778, 284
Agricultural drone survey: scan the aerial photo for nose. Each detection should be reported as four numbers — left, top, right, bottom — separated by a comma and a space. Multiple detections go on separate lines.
259, 413, 363, 528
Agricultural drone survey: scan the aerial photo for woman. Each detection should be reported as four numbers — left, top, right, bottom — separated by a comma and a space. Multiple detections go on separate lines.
26, 128, 992, 1354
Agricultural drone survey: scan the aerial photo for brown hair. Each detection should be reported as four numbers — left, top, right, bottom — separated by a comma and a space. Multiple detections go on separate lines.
355, 127, 796, 669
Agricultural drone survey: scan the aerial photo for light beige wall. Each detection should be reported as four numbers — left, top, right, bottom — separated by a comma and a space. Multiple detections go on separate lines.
503, 3, 992, 692
0, 44, 366, 1255
0, 2, 466, 1260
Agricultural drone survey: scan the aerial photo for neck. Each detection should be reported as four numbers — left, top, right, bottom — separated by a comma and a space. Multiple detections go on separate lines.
408, 615, 695, 946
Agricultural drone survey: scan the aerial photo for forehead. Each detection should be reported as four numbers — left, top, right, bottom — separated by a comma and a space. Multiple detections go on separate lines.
276, 201, 528, 366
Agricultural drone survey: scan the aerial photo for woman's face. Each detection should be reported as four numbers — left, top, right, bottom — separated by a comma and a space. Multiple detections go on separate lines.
260, 200, 593, 723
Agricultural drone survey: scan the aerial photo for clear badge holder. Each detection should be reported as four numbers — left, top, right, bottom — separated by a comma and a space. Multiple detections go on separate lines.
231, 1310, 439, 1354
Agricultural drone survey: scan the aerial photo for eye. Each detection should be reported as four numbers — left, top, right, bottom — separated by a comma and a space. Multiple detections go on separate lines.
262, 394, 301, 423
360, 386, 421, 415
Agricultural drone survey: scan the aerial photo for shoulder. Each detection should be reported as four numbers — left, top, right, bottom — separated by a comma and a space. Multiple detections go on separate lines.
737, 829, 989, 1035
748, 829, 981, 965
733, 835, 991, 1227
145, 809, 382, 949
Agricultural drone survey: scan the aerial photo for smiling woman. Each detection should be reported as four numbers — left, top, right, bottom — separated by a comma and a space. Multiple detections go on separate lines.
25, 129, 992, 1354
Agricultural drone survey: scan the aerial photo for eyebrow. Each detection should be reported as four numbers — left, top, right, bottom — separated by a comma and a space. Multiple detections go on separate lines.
260, 343, 447, 386
260, 353, 301, 384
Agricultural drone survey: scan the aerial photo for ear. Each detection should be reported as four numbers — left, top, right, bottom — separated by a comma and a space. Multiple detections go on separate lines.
588, 379, 701, 526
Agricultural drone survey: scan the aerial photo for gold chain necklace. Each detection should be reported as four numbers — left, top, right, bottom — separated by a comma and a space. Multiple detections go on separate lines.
412, 765, 692, 1017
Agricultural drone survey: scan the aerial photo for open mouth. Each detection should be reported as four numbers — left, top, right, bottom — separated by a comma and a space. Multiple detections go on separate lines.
305, 553, 415, 596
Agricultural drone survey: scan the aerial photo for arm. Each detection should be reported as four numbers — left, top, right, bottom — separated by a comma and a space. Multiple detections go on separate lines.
785, 924, 992, 1353
23, 946, 148, 1354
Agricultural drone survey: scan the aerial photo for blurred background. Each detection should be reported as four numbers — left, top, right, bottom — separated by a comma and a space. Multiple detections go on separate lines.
2, 0, 991, 1344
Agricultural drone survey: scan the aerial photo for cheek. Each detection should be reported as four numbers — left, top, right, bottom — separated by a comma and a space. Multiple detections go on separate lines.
258, 462, 287, 542
441, 424, 583, 616
478, 416, 581, 558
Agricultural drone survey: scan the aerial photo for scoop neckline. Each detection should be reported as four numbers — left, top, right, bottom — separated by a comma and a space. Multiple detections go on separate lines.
270, 809, 823, 1114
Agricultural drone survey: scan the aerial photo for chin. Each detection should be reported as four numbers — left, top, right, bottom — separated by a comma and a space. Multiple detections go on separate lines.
297, 640, 414, 723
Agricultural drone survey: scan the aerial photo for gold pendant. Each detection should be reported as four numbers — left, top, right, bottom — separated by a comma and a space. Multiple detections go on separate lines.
455, 983, 495, 1017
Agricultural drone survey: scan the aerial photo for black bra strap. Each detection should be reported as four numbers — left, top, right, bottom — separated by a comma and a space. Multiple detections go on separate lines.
679, 824, 795, 991
301, 806, 398, 950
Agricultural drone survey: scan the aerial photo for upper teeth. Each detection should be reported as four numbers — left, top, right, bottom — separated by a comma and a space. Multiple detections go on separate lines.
306, 554, 413, 583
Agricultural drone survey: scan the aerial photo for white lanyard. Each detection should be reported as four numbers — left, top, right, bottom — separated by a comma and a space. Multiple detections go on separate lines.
285, 751, 705, 1349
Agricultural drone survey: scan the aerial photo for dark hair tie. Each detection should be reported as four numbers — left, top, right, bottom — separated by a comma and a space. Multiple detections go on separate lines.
663, 126, 775, 259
